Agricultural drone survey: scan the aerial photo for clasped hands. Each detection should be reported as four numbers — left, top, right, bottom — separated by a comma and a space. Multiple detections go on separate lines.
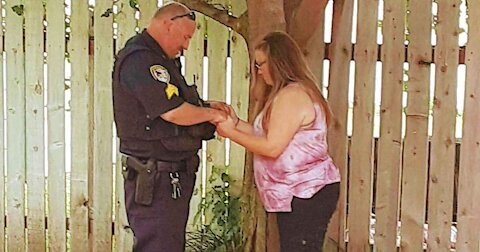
207, 101, 238, 138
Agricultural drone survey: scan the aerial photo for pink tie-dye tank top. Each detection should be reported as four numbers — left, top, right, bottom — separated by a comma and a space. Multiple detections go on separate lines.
253, 104, 341, 212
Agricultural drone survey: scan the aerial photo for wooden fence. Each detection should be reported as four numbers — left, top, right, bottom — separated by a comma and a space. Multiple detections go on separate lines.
0, 0, 479, 251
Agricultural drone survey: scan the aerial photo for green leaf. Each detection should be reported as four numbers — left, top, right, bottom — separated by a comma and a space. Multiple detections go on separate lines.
11, 5, 24, 16
221, 173, 230, 183
101, 8, 113, 18
129, 0, 140, 11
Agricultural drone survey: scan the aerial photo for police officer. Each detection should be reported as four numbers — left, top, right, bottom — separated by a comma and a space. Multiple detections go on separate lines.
112, 3, 228, 251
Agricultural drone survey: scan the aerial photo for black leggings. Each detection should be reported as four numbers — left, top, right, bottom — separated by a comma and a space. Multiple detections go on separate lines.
276, 182, 340, 252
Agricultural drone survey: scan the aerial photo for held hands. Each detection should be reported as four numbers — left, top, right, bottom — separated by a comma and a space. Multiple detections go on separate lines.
216, 116, 236, 138
208, 102, 239, 125
207, 101, 239, 138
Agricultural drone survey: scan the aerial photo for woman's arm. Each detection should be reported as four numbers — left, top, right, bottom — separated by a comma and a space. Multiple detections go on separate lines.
217, 85, 315, 158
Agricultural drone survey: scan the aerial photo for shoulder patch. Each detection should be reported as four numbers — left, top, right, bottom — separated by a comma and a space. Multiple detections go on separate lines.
150, 65, 170, 83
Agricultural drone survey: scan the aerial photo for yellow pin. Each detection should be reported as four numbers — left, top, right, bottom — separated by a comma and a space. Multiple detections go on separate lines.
165, 83, 179, 99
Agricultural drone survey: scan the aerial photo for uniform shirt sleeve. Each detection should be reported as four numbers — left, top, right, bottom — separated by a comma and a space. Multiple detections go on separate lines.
119, 50, 184, 118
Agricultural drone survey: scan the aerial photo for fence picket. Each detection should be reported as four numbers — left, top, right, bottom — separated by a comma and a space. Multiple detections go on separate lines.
139, 0, 157, 29
400, 0, 432, 250
70, 0, 92, 251
374, 0, 405, 251
456, 0, 480, 250
91, 0, 114, 250
0, 0, 4, 249
347, 0, 379, 250
25, 1, 46, 250
114, 1, 137, 251
326, 0, 355, 250
229, 0, 249, 200
5, 0, 26, 250
205, 0, 229, 224
46, 0, 67, 250
184, 13, 206, 230
427, 0, 460, 250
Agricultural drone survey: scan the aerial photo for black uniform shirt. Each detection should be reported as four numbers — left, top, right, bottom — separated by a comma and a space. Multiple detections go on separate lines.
113, 30, 200, 161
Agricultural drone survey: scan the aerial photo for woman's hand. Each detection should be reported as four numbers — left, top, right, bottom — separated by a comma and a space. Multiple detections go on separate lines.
216, 116, 236, 137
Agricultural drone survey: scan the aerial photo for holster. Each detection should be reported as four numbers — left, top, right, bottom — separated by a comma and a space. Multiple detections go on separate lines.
122, 156, 157, 206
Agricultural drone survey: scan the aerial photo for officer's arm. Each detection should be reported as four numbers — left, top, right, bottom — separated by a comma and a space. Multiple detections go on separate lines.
161, 102, 227, 126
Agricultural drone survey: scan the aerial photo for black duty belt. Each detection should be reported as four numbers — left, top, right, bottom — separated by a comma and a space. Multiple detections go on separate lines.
121, 155, 199, 204
122, 155, 198, 173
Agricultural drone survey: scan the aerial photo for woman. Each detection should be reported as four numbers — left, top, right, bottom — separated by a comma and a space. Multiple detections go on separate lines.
216, 31, 340, 251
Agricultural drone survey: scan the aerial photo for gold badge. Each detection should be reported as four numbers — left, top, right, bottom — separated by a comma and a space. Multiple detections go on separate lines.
150, 65, 170, 83
165, 83, 179, 99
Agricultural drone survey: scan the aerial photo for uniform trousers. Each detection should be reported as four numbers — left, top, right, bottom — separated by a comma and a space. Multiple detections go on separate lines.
125, 166, 196, 252
276, 182, 340, 252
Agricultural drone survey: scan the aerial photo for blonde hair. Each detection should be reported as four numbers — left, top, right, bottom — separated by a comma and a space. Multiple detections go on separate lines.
254, 31, 332, 130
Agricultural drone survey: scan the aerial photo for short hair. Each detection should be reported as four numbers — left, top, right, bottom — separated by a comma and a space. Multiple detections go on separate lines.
153, 2, 190, 20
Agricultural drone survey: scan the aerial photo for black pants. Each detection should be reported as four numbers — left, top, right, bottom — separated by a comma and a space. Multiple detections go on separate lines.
276, 182, 340, 252
125, 169, 196, 252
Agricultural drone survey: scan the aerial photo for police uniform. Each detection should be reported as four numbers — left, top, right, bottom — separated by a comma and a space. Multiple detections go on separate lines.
112, 29, 215, 252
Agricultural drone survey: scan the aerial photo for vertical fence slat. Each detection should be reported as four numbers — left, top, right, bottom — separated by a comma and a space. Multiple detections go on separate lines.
25, 1, 46, 251
114, 1, 137, 251
304, 6, 325, 87
347, 0, 378, 250
401, 0, 432, 250
427, 0, 460, 250
326, 0, 354, 250
139, 0, 157, 29
46, 0, 67, 250
184, 14, 206, 230
373, 0, 405, 251
456, 0, 480, 250
5, 0, 26, 250
229, 0, 248, 201
70, 0, 92, 251
0, 0, 4, 249
91, 0, 114, 250
205, 1, 228, 223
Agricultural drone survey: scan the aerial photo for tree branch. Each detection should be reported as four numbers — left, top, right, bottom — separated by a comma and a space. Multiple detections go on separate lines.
176, 0, 248, 39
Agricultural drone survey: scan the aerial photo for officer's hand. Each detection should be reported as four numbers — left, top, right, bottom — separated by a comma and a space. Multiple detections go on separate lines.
216, 116, 236, 137
208, 101, 229, 113
209, 109, 228, 124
